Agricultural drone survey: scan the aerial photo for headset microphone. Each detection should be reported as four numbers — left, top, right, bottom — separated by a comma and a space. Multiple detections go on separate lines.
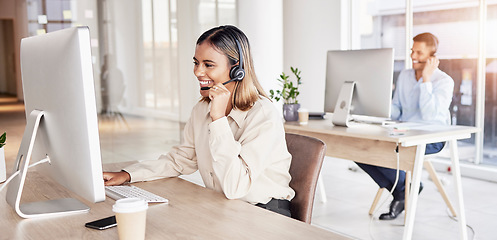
200, 77, 238, 91
201, 38, 245, 91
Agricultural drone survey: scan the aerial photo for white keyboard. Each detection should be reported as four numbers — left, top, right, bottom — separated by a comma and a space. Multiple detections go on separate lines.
105, 185, 169, 203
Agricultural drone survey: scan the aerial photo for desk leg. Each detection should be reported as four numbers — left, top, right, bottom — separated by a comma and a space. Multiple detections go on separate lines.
449, 139, 468, 240
402, 144, 425, 240
317, 174, 327, 203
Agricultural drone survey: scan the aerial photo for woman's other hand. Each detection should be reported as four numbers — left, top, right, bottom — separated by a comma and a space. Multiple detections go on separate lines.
103, 171, 131, 186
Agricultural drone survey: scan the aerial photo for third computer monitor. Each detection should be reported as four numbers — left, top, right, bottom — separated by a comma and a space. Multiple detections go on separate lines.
324, 48, 394, 123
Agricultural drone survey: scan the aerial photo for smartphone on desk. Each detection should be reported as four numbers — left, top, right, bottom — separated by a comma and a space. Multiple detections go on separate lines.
309, 112, 326, 120
85, 216, 117, 230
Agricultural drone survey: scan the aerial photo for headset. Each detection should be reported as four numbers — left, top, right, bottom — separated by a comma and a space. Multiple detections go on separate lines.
200, 33, 245, 90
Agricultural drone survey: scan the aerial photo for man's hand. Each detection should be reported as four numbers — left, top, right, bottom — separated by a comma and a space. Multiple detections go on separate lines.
103, 171, 131, 186
422, 56, 439, 83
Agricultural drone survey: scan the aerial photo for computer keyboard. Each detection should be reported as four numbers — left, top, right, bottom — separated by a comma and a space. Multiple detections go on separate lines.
105, 185, 169, 203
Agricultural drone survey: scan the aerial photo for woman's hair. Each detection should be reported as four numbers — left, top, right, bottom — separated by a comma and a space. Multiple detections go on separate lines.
196, 25, 268, 111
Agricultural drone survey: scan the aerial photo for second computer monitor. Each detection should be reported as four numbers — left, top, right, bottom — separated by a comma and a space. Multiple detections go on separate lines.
324, 48, 394, 124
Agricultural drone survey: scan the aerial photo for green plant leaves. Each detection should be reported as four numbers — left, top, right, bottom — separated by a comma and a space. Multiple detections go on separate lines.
269, 66, 302, 104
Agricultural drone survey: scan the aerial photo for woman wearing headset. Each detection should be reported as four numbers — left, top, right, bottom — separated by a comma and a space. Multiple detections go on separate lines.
103, 25, 295, 217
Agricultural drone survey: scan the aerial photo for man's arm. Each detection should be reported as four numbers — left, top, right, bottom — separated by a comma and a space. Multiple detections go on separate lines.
418, 72, 454, 122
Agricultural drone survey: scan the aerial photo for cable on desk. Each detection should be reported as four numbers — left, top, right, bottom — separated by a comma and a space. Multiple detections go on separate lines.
0, 156, 51, 193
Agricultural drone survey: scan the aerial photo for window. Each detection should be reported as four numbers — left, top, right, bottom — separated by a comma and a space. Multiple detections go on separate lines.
27, 0, 75, 35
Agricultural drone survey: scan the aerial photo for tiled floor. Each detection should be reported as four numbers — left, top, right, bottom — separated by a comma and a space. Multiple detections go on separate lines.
1, 98, 496, 239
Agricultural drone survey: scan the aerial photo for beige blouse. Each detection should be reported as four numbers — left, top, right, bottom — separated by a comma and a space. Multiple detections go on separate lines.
123, 96, 295, 204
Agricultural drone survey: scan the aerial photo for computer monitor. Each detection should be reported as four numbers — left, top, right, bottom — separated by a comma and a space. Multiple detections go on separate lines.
324, 48, 394, 126
6, 27, 105, 218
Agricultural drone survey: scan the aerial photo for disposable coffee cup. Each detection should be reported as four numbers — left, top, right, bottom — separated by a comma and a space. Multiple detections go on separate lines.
112, 198, 148, 240
298, 108, 309, 125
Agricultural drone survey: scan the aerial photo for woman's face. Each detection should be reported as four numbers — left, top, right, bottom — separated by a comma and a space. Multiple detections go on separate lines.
193, 41, 232, 97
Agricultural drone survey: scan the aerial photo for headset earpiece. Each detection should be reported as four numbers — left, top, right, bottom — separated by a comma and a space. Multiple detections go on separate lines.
230, 65, 245, 81
229, 38, 245, 82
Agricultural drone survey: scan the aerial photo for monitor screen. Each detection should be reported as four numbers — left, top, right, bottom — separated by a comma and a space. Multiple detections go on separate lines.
324, 48, 394, 121
6, 27, 105, 218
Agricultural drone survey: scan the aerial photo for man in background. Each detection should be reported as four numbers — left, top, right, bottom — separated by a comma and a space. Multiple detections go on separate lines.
356, 32, 454, 220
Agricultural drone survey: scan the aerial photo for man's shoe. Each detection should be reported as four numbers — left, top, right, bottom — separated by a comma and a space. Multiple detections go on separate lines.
378, 183, 422, 220
379, 200, 405, 220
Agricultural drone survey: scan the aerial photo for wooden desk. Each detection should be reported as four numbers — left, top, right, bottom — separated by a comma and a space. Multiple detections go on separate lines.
285, 119, 479, 240
0, 163, 349, 240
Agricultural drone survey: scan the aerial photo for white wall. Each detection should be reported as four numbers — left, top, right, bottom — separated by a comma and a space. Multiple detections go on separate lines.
238, 0, 283, 98
283, 0, 343, 112
237, 0, 345, 114
177, 0, 201, 123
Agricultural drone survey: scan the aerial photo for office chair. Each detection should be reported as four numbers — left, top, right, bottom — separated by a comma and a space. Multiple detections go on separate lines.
286, 133, 326, 224
368, 144, 457, 217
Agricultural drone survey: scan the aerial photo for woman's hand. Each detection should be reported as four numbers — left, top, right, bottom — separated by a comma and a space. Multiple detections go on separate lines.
103, 171, 131, 186
209, 83, 231, 121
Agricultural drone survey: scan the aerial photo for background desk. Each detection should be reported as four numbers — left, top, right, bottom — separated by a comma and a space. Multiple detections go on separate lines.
0, 162, 349, 240
285, 119, 479, 240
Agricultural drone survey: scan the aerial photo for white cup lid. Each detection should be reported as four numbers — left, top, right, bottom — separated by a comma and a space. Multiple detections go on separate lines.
298, 108, 308, 112
112, 198, 148, 213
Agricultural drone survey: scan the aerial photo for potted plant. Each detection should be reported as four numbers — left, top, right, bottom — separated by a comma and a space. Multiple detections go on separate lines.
0, 132, 6, 183
269, 66, 302, 121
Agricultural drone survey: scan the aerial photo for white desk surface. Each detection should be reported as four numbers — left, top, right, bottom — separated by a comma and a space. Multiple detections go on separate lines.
285, 118, 479, 147
0, 162, 349, 240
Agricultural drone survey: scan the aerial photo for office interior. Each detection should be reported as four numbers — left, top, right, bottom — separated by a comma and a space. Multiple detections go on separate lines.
1, 0, 496, 239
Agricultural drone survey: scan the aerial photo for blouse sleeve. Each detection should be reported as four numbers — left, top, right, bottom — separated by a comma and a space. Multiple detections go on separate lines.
123, 110, 198, 182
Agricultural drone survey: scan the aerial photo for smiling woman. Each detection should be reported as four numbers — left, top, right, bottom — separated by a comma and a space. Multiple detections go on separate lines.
194, 26, 267, 111
193, 26, 266, 119
104, 25, 296, 219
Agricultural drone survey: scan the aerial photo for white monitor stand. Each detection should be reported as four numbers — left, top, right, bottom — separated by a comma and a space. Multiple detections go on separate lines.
6, 110, 89, 218
332, 81, 356, 127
